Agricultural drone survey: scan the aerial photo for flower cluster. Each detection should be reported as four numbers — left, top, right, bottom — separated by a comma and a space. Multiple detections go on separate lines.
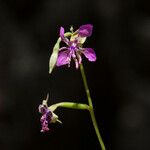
56, 24, 96, 69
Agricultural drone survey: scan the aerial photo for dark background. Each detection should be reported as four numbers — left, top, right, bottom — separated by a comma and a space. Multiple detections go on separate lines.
0, 0, 150, 150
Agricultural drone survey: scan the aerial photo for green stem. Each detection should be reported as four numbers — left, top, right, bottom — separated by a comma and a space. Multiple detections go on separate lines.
49, 102, 90, 111
80, 64, 106, 150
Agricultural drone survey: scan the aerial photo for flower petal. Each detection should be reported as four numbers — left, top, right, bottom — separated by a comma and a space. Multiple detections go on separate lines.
79, 24, 93, 37
39, 105, 47, 114
56, 50, 70, 66
59, 27, 69, 44
60, 27, 65, 39
82, 48, 96, 61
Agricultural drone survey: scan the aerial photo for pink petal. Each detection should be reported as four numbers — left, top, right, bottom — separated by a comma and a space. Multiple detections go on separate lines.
59, 27, 69, 44
56, 50, 70, 66
60, 27, 65, 39
82, 48, 96, 61
79, 24, 93, 37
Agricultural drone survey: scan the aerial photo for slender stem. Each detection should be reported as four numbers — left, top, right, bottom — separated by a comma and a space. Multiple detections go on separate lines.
80, 64, 106, 150
49, 102, 90, 111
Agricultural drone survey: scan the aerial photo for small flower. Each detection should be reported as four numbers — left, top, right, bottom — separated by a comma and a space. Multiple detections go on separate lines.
56, 24, 96, 69
39, 104, 52, 132
38, 95, 61, 133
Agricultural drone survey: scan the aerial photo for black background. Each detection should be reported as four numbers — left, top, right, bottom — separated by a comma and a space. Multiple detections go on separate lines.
0, 0, 150, 150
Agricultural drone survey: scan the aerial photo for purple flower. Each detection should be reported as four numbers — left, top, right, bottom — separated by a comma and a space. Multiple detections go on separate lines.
56, 24, 96, 69
38, 94, 62, 132
39, 104, 53, 132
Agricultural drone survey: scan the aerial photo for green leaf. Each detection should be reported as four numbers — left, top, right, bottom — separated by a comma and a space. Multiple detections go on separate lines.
49, 38, 61, 74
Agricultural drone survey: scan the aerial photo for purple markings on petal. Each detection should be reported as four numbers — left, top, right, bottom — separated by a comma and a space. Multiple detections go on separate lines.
40, 114, 49, 132
39, 104, 53, 133
79, 24, 93, 37
39, 105, 47, 114
56, 50, 70, 66
82, 48, 96, 61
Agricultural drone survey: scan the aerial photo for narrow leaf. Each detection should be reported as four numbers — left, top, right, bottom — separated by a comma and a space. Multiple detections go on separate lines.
49, 38, 61, 74
49, 32, 71, 74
